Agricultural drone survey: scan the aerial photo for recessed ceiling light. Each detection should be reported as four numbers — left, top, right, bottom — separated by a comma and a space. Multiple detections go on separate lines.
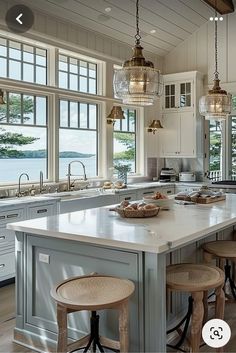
219, 16, 224, 21
215, 16, 219, 21
209, 17, 214, 21
150, 29, 156, 34
105, 7, 111, 12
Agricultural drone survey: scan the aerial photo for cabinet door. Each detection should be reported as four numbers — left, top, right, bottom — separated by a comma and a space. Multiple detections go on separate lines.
178, 81, 193, 110
164, 83, 176, 110
159, 113, 180, 157
179, 112, 195, 157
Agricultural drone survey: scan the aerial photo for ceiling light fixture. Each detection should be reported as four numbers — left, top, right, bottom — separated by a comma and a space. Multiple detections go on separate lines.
199, 8, 231, 121
150, 29, 156, 34
147, 119, 163, 134
113, 0, 163, 106
107, 106, 125, 125
0, 89, 6, 105
105, 7, 111, 12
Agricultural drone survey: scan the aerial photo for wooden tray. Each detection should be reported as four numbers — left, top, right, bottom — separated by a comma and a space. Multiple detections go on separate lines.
191, 195, 226, 204
175, 195, 226, 204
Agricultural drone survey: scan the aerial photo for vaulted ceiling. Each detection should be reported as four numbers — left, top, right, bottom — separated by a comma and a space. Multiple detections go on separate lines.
21, 0, 220, 56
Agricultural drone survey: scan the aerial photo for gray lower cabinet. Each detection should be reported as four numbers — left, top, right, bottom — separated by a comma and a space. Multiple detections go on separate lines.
0, 201, 59, 283
118, 192, 137, 202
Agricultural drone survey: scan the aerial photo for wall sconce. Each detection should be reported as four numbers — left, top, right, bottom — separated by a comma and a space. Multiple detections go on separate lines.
0, 90, 6, 105
107, 106, 125, 125
147, 120, 163, 134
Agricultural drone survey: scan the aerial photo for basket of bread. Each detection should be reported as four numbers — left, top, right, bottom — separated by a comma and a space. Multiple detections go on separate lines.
110, 200, 160, 218
143, 192, 174, 208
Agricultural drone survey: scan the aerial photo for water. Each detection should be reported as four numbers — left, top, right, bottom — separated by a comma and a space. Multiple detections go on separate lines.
0, 157, 97, 183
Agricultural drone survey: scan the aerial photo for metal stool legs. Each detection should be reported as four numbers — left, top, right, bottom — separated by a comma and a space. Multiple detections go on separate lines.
224, 260, 236, 299
167, 296, 193, 352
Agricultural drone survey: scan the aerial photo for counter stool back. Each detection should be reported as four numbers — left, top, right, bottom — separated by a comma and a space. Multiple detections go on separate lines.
166, 263, 225, 353
51, 274, 135, 353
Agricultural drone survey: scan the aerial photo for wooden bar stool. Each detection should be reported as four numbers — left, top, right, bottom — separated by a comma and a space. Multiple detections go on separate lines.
167, 263, 225, 352
51, 274, 135, 353
202, 240, 236, 299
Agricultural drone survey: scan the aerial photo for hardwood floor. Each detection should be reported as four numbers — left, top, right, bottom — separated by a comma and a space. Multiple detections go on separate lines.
1, 284, 236, 352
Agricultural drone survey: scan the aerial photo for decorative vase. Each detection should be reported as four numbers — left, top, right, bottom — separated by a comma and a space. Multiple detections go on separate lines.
118, 171, 128, 185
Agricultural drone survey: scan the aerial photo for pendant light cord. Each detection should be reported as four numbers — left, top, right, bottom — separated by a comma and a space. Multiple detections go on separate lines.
135, 0, 141, 45
214, 2, 219, 79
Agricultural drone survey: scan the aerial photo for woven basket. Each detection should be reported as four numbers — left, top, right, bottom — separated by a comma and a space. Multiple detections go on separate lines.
114, 206, 160, 218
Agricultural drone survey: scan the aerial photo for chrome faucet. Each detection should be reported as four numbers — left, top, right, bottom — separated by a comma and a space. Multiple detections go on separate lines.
67, 160, 87, 191
17, 173, 30, 197
39, 171, 46, 193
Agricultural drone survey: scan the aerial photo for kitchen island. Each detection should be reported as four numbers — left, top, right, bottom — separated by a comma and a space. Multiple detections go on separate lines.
7, 195, 236, 353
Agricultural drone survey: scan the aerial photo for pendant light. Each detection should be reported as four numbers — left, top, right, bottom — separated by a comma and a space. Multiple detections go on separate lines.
199, 10, 231, 121
0, 89, 6, 105
107, 106, 125, 125
113, 0, 163, 106
147, 120, 163, 134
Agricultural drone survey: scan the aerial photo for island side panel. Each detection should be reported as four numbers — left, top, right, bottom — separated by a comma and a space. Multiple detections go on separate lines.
144, 252, 167, 353
15, 233, 145, 353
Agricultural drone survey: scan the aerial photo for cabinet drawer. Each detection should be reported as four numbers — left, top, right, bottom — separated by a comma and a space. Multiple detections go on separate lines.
119, 193, 137, 202
28, 204, 55, 219
0, 228, 15, 250
0, 251, 15, 280
0, 208, 24, 225
161, 187, 175, 195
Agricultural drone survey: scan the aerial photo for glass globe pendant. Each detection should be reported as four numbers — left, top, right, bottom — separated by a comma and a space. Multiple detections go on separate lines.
199, 12, 231, 121
113, 0, 163, 106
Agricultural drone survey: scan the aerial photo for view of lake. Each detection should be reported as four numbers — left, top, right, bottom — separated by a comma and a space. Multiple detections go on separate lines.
0, 156, 97, 182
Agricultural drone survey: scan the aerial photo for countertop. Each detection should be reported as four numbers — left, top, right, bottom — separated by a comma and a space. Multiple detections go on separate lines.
7, 194, 236, 254
0, 195, 60, 210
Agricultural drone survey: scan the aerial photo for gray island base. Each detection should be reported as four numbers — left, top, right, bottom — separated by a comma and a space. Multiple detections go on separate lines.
8, 195, 236, 352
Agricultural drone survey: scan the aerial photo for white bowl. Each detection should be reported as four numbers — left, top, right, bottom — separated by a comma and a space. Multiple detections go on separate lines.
143, 196, 174, 208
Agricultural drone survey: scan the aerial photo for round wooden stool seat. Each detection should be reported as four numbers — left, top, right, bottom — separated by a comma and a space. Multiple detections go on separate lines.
167, 263, 225, 353
51, 274, 135, 353
51, 275, 135, 310
167, 263, 225, 292
202, 240, 236, 258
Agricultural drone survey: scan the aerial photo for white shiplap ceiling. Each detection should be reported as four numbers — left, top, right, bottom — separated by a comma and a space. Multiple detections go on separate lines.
22, 0, 214, 56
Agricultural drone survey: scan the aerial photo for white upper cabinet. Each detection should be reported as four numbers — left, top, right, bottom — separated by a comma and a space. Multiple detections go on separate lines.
159, 71, 204, 158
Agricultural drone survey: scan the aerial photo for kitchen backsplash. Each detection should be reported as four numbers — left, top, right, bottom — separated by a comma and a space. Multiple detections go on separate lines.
147, 157, 204, 181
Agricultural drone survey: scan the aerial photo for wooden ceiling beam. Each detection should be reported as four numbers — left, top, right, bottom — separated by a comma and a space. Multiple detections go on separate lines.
202, 0, 234, 14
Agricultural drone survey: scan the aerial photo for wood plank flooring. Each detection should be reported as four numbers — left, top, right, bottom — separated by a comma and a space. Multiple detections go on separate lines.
1, 284, 236, 352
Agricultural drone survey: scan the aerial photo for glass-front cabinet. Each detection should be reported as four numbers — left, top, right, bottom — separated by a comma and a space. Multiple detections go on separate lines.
163, 80, 193, 111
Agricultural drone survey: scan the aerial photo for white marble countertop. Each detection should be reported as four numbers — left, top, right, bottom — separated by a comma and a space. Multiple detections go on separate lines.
7, 194, 236, 254
0, 195, 60, 210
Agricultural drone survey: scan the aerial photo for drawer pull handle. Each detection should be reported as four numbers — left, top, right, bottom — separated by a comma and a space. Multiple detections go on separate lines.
7, 214, 19, 218
37, 209, 48, 214
143, 191, 154, 195
124, 197, 131, 201
0, 264, 5, 268
0, 236, 6, 240
0, 216, 5, 220
167, 190, 172, 194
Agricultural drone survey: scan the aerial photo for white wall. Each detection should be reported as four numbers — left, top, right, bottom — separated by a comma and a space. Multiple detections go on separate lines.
163, 11, 236, 91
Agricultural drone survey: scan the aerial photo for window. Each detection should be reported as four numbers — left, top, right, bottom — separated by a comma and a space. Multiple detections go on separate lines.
209, 121, 222, 181
0, 92, 48, 183
180, 82, 191, 107
0, 37, 47, 84
58, 54, 97, 94
113, 108, 136, 173
229, 116, 236, 180
59, 99, 98, 179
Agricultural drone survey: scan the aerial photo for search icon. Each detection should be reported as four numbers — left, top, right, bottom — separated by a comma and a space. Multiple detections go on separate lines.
213, 330, 220, 338
202, 319, 231, 348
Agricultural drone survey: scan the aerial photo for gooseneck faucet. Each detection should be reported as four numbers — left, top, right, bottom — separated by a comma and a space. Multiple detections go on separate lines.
39, 171, 45, 193
67, 160, 87, 191
17, 173, 30, 197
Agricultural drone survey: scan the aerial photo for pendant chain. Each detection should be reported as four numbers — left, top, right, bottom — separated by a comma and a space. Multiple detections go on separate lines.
135, 0, 141, 45
214, 7, 219, 79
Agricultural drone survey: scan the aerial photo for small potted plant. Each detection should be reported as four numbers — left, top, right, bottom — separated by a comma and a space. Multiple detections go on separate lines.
113, 163, 131, 185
